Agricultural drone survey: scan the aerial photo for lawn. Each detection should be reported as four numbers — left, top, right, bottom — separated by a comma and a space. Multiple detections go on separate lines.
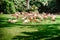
0, 14, 60, 40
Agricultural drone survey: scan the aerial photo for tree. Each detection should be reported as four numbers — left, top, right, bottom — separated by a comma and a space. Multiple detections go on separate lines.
26, 0, 30, 9
0, 0, 16, 14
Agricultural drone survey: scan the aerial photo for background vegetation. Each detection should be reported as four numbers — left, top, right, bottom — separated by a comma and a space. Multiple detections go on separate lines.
0, 0, 60, 13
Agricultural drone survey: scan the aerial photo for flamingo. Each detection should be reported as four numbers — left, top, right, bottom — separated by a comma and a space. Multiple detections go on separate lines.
11, 12, 20, 19
51, 14, 56, 21
23, 19, 30, 23
8, 19, 17, 23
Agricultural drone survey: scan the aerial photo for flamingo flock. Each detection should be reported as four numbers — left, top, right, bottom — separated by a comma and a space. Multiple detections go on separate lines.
8, 11, 56, 23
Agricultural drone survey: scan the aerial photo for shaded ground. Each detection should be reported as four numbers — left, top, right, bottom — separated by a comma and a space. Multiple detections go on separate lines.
0, 14, 60, 40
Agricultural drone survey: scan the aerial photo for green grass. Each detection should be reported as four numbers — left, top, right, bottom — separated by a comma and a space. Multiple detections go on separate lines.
0, 14, 60, 40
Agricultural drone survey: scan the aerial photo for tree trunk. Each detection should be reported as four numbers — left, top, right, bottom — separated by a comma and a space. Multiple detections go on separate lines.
26, 0, 30, 9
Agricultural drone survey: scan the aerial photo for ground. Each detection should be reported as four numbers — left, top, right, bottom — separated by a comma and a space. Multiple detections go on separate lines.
0, 14, 60, 40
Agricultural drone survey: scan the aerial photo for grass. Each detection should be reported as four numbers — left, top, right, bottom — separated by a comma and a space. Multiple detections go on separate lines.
0, 14, 60, 40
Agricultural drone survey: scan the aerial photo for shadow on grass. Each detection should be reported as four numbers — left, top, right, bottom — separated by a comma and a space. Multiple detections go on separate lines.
0, 17, 16, 27
0, 22, 60, 28
12, 29, 60, 40
12, 24, 60, 40
0, 18, 60, 28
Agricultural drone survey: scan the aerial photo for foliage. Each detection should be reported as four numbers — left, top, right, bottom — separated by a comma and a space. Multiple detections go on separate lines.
56, 0, 60, 12
13, 0, 27, 12
48, 0, 58, 13
0, 0, 16, 14
0, 0, 60, 14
